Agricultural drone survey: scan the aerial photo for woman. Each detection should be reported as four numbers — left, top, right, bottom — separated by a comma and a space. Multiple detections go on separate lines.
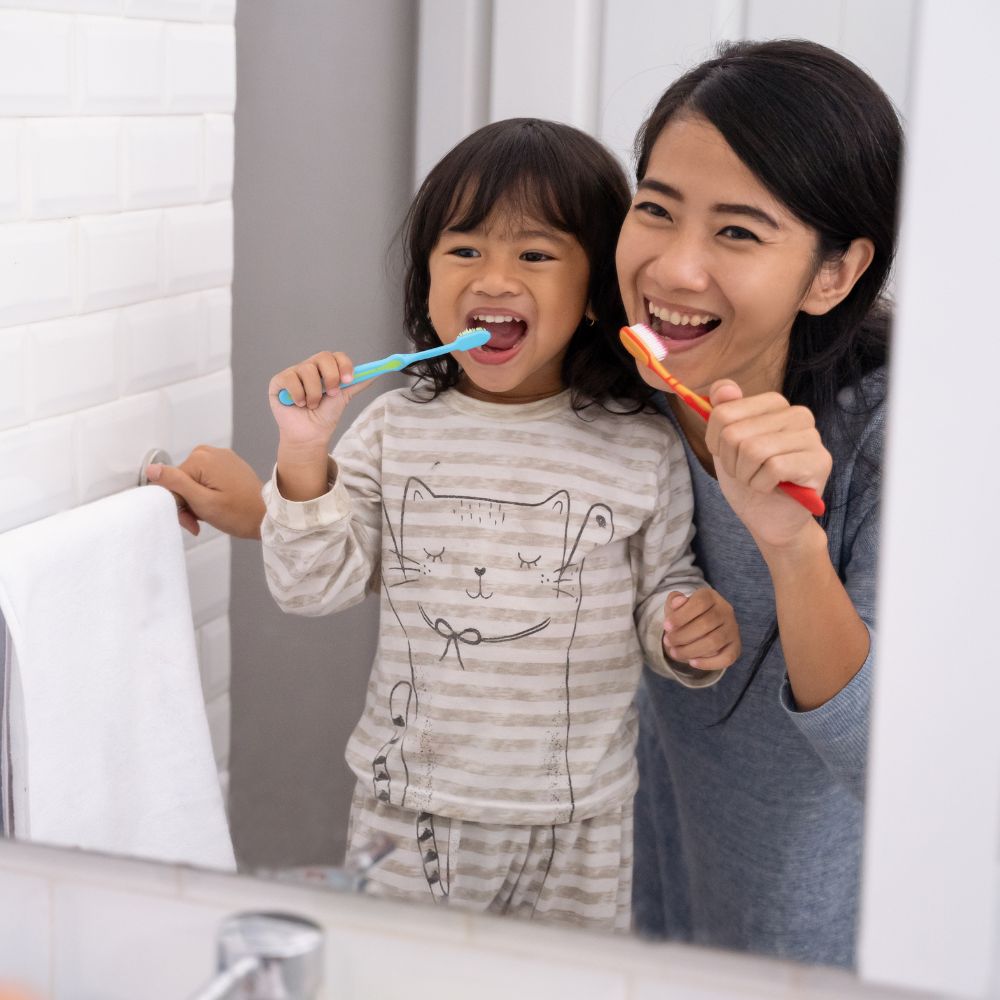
147, 38, 900, 968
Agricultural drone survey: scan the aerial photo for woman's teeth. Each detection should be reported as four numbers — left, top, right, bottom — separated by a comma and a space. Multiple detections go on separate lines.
472, 313, 519, 324
647, 303, 718, 328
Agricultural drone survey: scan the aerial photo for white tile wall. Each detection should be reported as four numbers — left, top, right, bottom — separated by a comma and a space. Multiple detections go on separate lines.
0, 11, 74, 115
0, 2, 234, 776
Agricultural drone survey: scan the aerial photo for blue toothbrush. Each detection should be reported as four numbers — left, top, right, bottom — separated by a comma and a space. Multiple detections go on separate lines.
277, 327, 491, 406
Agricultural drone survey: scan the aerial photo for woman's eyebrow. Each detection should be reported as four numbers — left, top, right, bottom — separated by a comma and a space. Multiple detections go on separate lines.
636, 178, 781, 230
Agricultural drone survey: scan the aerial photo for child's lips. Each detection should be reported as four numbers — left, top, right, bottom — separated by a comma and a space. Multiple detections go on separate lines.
466, 316, 528, 365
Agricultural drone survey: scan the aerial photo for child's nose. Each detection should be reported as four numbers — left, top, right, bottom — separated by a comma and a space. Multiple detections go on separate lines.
471, 264, 521, 296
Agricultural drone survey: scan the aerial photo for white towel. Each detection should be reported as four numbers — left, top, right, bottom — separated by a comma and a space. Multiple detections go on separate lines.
0, 486, 235, 871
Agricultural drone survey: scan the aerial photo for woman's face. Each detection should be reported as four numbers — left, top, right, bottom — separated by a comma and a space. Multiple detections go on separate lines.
615, 114, 823, 399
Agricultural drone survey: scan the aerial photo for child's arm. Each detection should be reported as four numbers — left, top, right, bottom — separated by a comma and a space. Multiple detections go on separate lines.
261, 352, 383, 618
634, 428, 738, 686
268, 350, 371, 501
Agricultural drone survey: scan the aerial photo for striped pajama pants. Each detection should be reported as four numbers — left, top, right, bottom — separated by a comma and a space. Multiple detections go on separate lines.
345, 782, 634, 932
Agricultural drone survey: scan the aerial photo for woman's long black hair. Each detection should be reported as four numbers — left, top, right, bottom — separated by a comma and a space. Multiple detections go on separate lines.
401, 118, 651, 409
633, 40, 903, 721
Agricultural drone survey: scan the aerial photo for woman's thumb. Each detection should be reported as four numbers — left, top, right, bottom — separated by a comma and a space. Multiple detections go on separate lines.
708, 379, 743, 407
145, 463, 208, 533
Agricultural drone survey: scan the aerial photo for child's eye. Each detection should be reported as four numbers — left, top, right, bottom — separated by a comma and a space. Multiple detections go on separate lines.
423, 547, 445, 563
634, 200, 670, 220
719, 225, 760, 243
448, 247, 480, 258
520, 251, 553, 263
517, 553, 541, 568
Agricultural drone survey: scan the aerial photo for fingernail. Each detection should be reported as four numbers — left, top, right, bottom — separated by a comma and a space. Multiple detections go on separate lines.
667, 647, 678, 658
342, 372, 353, 383
689, 659, 701, 668
670, 595, 686, 609
663, 621, 673, 633
145, 464, 161, 481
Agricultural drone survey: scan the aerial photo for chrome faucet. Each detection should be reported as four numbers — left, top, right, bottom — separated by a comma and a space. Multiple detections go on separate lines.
187, 912, 323, 1000
187, 837, 394, 999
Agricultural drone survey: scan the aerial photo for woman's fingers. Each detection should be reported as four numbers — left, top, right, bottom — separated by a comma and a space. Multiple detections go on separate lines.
708, 394, 830, 495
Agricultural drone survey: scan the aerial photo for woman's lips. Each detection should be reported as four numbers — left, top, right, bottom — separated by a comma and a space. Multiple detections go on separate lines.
647, 312, 720, 350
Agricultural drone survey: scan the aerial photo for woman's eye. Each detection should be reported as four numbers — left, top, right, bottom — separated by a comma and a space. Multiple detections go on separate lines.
719, 225, 760, 243
423, 547, 445, 563
634, 200, 669, 220
518, 553, 541, 568
448, 247, 480, 258
520, 251, 552, 263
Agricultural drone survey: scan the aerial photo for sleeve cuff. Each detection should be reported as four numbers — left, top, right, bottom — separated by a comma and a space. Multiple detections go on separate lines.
263, 458, 352, 531
779, 632, 874, 776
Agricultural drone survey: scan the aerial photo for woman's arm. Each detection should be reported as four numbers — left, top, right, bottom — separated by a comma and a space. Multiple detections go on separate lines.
704, 380, 869, 711
146, 446, 266, 540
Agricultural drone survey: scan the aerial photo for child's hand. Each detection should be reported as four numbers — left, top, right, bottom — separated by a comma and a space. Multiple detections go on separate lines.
269, 351, 373, 502
268, 351, 370, 449
662, 588, 741, 671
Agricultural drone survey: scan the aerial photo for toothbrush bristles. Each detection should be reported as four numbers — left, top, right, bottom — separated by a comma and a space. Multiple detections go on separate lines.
629, 323, 667, 359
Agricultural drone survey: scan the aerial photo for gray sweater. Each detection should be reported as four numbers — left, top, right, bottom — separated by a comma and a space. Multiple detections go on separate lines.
633, 369, 886, 968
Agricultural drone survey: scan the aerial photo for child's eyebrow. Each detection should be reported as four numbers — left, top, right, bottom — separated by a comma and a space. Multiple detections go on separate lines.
507, 226, 572, 243
636, 178, 781, 230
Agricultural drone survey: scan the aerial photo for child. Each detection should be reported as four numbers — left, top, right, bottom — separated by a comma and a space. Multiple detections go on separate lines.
260, 118, 740, 931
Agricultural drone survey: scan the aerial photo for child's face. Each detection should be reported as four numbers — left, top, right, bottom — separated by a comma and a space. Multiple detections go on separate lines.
427, 206, 591, 404
615, 114, 824, 399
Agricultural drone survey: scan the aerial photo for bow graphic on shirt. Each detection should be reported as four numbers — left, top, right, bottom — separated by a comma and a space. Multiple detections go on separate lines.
418, 606, 551, 668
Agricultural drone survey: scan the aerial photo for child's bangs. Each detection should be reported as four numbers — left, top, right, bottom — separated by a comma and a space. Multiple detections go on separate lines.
444, 170, 573, 237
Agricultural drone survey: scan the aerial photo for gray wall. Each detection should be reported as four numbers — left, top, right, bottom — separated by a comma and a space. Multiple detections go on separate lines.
229, 1, 417, 869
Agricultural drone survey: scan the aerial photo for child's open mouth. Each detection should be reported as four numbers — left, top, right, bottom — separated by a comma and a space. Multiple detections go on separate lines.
647, 301, 721, 344
466, 313, 527, 364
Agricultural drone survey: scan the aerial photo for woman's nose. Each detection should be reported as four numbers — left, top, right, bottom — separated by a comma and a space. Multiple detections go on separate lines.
647, 232, 711, 294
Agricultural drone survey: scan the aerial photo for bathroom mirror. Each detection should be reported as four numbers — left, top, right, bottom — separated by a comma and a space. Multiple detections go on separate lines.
6, 1, 1000, 994
227, 0, 917, 891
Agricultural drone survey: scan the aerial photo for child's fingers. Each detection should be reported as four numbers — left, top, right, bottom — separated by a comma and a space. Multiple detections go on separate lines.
662, 588, 720, 634
270, 352, 356, 409
665, 621, 741, 664
684, 640, 741, 671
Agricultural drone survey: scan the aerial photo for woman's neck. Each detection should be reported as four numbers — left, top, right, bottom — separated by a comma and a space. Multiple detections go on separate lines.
669, 395, 715, 474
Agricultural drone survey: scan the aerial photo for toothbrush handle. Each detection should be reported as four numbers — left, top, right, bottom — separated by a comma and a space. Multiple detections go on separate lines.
277, 357, 402, 405
776, 481, 826, 516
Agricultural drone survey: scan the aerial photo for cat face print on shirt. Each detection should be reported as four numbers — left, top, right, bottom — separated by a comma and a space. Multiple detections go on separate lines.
382, 478, 614, 668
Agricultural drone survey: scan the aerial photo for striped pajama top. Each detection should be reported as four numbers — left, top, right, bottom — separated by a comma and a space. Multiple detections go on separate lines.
261, 387, 717, 826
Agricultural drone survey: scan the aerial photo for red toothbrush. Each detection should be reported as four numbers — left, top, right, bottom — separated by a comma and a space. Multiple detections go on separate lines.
620, 323, 825, 516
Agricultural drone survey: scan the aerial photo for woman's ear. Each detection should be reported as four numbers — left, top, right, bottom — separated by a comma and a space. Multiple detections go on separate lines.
801, 237, 875, 316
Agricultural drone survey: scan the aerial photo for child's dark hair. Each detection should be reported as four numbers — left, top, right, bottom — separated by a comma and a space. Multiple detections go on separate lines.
635, 40, 902, 724
402, 118, 650, 408
635, 39, 902, 425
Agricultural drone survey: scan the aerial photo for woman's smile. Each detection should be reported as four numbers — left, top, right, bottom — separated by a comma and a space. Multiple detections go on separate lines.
616, 114, 822, 399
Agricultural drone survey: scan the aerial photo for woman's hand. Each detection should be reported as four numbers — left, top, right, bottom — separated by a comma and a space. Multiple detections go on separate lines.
145, 446, 265, 539
662, 587, 741, 671
705, 380, 832, 552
